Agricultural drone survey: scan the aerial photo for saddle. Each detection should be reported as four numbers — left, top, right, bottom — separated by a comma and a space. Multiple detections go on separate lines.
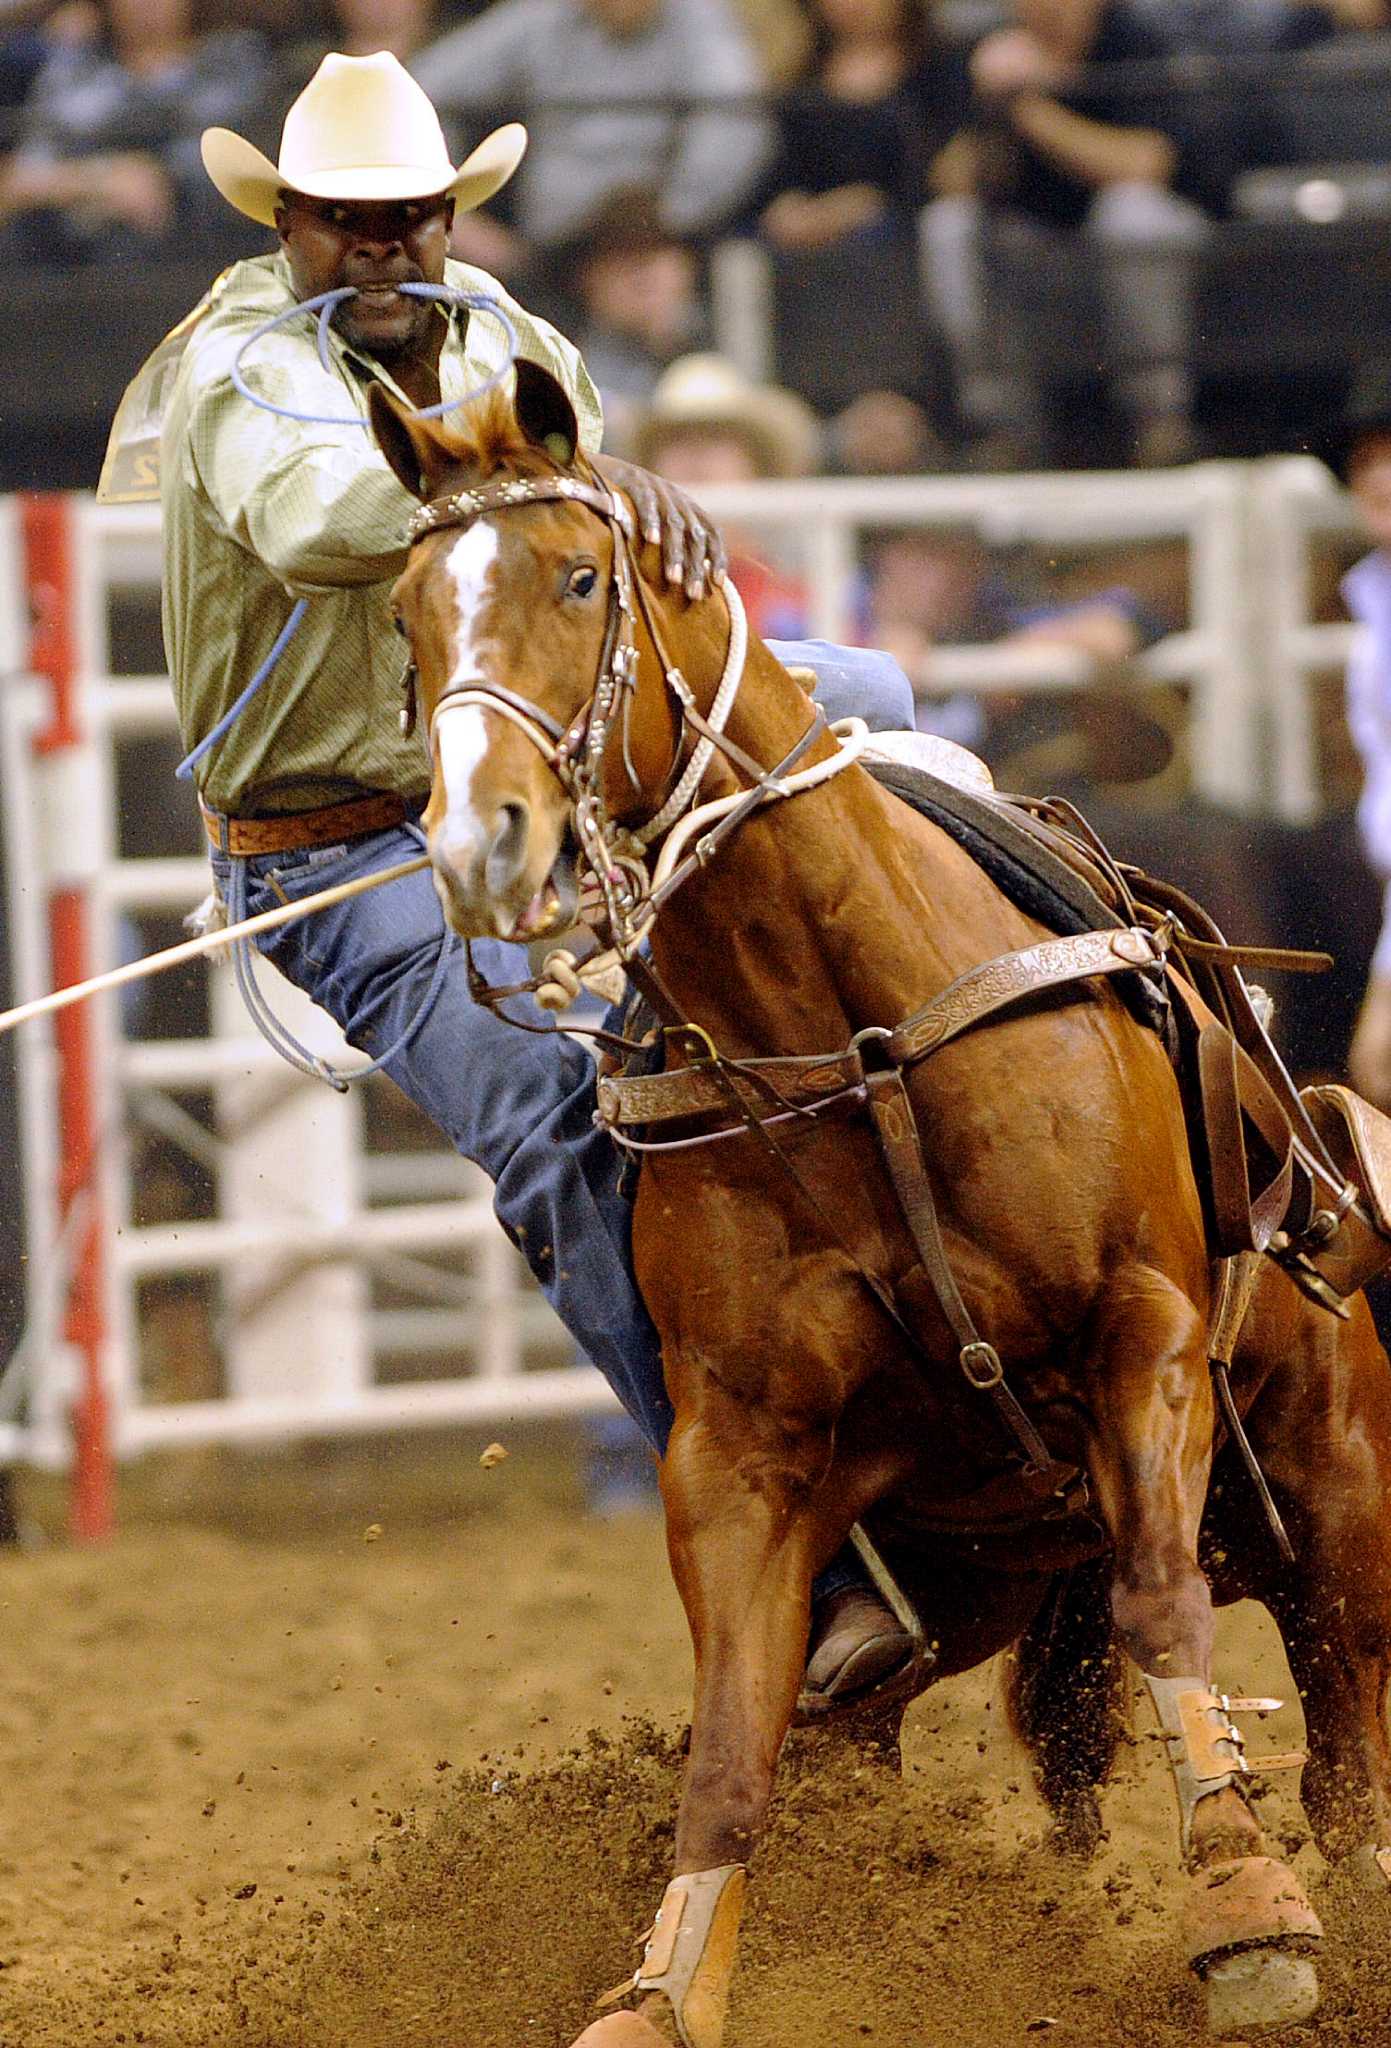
873, 755, 1391, 1309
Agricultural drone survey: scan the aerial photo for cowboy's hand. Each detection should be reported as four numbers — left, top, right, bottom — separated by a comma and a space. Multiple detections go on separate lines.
1349, 974, 1391, 1110
594, 454, 727, 602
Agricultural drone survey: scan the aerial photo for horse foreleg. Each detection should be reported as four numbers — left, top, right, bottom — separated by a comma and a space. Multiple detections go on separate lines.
1087, 1265, 1322, 2035
574, 1395, 825, 2048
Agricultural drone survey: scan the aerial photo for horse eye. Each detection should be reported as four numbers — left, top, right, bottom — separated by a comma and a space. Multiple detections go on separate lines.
393, 613, 409, 637
566, 565, 598, 600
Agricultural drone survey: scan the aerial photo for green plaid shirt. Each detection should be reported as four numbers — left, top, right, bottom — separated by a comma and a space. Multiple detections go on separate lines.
160, 252, 603, 814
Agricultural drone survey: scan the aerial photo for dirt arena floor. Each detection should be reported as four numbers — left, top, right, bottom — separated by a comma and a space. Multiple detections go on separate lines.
2, 1424, 1390, 2048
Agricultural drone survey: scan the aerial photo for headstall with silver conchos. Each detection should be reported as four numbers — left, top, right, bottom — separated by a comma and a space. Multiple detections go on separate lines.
399, 468, 711, 952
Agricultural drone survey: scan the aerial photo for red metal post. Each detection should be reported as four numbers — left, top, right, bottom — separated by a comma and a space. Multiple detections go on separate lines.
22, 492, 113, 1543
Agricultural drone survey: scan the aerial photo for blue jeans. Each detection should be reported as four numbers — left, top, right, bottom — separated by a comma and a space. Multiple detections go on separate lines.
765, 639, 913, 732
214, 641, 910, 1596
217, 835, 678, 1443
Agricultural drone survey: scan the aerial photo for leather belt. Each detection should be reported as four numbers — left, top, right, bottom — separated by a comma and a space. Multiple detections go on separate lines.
200, 791, 409, 856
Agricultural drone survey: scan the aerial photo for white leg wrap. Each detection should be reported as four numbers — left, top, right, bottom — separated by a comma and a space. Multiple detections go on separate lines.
634, 1865, 747, 2048
1147, 1674, 1249, 1856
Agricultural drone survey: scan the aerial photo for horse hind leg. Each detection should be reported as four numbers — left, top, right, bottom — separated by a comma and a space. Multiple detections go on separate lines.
1238, 1291, 1391, 1889
1086, 1263, 1321, 2036
1265, 1572, 1391, 1889
1004, 1554, 1127, 1858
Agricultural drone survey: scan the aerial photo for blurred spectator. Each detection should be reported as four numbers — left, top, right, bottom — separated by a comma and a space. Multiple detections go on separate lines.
756, 0, 970, 253
0, 1, 81, 115
1128, 0, 1339, 49
1321, 0, 1391, 21
634, 350, 819, 636
411, 0, 774, 271
731, 0, 816, 86
743, 0, 966, 433
858, 521, 1165, 748
826, 383, 950, 473
1321, 364, 1391, 1107
0, 0, 272, 265
920, 0, 1220, 469
292, 0, 444, 62
553, 188, 705, 448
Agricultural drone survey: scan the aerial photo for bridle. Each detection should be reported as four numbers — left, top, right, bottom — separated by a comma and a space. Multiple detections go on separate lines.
399, 464, 850, 960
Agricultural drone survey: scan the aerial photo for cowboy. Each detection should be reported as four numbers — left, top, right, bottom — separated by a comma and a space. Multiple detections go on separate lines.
152, 51, 917, 1702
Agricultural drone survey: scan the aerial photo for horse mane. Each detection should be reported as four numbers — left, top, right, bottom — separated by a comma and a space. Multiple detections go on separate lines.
431, 386, 568, 487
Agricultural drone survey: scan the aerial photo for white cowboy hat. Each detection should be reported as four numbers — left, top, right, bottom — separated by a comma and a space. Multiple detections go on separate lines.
201, 50, 526, 227
634, 354, 821, 480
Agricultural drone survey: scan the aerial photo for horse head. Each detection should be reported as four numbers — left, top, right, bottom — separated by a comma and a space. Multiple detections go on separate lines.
370, 367, 685, 943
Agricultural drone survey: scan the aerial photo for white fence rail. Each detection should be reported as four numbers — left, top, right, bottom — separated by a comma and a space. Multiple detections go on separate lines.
0, 462, 1365, 1508
1248, 456, 1365, 825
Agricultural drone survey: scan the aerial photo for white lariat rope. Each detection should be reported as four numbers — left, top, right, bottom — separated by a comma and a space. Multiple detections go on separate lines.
631, 574, 749, 849
650, 714, 870, 890
0, 855, 430, 1039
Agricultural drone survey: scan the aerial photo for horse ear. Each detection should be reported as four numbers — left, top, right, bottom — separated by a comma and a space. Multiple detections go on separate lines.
367, 384, 454, 502
513, 359, 579, 467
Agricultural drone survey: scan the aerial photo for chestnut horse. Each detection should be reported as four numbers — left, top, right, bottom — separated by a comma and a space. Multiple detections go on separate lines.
369, 373, 1391, 2043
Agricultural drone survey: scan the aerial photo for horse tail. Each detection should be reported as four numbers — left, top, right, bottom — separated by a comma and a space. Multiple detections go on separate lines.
1004, 1554, 1128, 1858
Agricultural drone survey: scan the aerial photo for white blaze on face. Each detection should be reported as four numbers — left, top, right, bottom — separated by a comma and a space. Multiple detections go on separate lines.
432, 522, 501, 856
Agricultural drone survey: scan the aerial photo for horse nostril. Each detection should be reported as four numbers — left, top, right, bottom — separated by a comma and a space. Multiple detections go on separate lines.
484, 800, 531, 898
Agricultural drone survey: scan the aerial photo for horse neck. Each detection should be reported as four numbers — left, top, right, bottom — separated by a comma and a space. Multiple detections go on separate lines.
625, 569, 841, 815
629, 579, 964, 1052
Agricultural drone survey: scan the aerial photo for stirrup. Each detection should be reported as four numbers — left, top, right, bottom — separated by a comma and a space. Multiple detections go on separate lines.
794, 1523, 935, 1724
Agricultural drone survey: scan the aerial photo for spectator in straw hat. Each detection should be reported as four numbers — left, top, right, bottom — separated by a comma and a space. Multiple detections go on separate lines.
130, 49, 923, 1701
1322, 364, 1391, 1108
634, 350, 820, 635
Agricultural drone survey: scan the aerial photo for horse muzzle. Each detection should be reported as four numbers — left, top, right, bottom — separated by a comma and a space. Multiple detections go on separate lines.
430, 807, 579, 943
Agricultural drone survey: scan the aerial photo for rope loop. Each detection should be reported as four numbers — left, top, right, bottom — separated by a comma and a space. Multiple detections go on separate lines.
230, 283, 519, 427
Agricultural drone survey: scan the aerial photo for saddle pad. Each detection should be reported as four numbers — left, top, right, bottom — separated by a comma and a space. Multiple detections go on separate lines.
866, 759, 1120, 939
860, 729, 996, 793
865, 758, 1167, 1035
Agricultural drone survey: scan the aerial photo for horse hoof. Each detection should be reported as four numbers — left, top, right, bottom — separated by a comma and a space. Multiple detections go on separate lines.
1200, 1947, 1320, 2036
569, 2014, 672, 2047
1185, 1856, 1322, 2035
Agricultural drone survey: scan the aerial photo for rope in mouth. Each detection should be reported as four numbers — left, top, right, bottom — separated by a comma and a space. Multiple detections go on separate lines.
229, 281, 519, 427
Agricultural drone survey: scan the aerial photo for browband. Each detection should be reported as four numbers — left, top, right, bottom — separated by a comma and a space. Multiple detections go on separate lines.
407, 473, 632, 544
